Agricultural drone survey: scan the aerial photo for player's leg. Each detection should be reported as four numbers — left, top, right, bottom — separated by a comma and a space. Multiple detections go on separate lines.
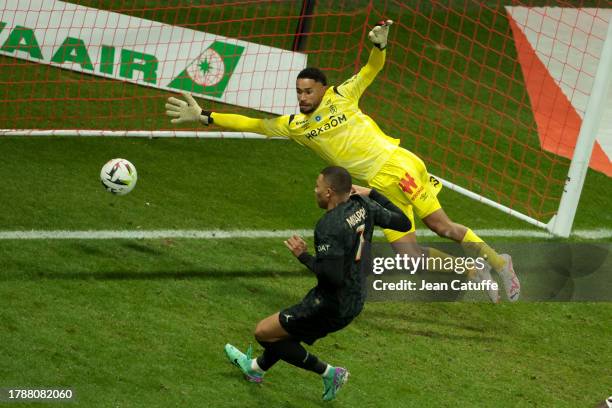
260, 337, 348, 401
252, 311, 336, 378
420, 207, 466, 242
252, 312, 291, 373
225, 307, 349, 400
379, 193, 475, 276
272, 304, 350, 400
455, 221, 519, 301
224, 312, 291, 382
370, 149, 465, 275
420, 208, 498, 302
388, 231, 463, 274
422, 208, 519, 301
404, 157, 514, 301
423, 207, 498, 261
370, 148, 513, 301
254, 312, 291, 342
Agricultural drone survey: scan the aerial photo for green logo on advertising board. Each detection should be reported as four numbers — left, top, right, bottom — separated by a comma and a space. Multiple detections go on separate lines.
168, 41, 244, 98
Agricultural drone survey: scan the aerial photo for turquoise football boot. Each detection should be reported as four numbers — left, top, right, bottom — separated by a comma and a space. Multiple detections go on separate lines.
224, 343, 264, 383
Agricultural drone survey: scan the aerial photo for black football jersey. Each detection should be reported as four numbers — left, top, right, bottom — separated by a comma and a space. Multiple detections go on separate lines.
311, 194, 398, 318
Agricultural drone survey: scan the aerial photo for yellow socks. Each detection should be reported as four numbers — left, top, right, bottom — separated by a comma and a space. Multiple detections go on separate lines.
461, 228, 505, 272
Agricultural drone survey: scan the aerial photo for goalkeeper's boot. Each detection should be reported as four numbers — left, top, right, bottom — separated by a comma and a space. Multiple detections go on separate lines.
471, 261, 500, 303
498, 254, 520, 302
322, 366, 349, 401
224, 343, 264, 383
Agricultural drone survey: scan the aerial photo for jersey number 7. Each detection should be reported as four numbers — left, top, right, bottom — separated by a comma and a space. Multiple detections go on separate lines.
355, 224, 365, 261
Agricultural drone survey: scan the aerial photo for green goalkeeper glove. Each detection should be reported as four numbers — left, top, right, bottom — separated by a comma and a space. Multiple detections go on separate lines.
368, 19, 393, 50
165, 92, 213, 125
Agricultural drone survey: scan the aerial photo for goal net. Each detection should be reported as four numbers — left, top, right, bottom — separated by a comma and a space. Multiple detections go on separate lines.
1, 0, 610, 234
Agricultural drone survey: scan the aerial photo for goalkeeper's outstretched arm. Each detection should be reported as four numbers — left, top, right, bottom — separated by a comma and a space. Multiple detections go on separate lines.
337, 20, 393, 100
165, 92, 271, 134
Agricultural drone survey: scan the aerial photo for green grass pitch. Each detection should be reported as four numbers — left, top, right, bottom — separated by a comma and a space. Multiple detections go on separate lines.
0, 138, 610, 407
1, 1, 611, 407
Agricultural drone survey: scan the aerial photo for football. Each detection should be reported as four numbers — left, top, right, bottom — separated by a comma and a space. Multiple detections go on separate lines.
100, 158, 138, 195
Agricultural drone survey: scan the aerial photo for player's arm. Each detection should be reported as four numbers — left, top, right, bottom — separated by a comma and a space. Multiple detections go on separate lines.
284, 235, 345, 288
368, 189, 411, 231
352, 185, 411, 231
165, 92, 290, 137
335, 20, 392, 101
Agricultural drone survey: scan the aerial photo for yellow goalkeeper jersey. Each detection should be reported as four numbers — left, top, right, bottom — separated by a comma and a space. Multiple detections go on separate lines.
211, 47, 399, 181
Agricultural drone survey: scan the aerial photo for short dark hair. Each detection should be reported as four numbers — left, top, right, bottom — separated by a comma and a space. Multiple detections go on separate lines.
321, 166, 352, 195
297, 67, 327, 86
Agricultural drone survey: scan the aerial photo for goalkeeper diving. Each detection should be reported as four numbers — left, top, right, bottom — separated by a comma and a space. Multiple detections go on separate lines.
165, 20, 520, 302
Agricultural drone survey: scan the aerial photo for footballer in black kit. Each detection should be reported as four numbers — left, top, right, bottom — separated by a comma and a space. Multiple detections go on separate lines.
225, 166, 410, 401
284, 185, 411, 344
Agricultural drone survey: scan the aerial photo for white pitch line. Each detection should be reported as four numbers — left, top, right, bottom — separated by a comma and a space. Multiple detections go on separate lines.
0, 229, 313, 240
0, 229, 610, 240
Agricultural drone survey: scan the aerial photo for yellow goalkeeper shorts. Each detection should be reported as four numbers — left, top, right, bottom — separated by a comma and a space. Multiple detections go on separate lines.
369, 147, 442, 242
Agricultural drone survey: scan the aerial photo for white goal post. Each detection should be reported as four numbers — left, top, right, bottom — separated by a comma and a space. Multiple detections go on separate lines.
548, 19, 612, 237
